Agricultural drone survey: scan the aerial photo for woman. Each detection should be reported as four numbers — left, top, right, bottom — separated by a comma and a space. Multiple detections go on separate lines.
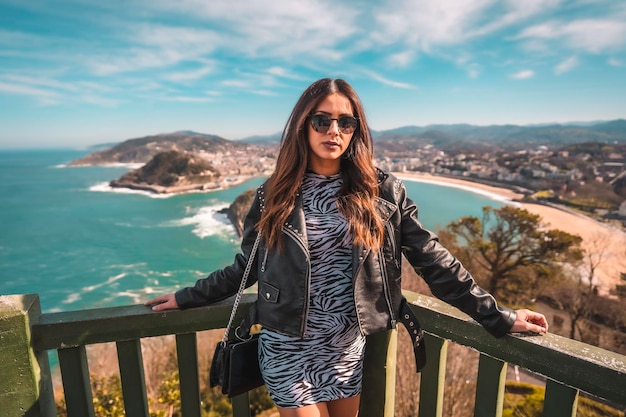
146, 78, 548, 417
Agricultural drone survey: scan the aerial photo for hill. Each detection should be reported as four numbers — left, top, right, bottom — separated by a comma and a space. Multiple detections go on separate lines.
240, 119, 626, 153
71, 120, 626, 166
71, 131, 255, 165
374, 120, 626, 152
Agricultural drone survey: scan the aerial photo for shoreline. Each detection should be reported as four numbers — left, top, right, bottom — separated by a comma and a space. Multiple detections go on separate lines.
395, 171, 626, 296
108, 174, 258, 195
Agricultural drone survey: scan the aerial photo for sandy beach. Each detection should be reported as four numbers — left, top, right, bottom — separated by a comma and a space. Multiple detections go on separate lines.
395, 172, 626, 296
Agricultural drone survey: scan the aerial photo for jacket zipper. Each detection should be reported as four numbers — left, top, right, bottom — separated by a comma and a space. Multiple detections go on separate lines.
260, 248, 269, 272
385, 222, 400, 269
284, 226, 311, 337
352, 247, 367, 336
379, 251, 397, 328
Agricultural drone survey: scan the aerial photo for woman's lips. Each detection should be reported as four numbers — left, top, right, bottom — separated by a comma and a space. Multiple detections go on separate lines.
322, 141, 341, 149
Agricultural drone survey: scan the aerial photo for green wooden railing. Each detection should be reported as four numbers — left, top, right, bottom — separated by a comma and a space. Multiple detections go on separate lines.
1, 291, 625, 417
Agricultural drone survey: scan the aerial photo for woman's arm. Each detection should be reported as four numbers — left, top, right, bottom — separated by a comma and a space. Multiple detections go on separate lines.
389, 175, 547, 336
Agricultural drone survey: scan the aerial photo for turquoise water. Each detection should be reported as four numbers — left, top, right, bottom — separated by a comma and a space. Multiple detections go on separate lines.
0, 150, 505, 313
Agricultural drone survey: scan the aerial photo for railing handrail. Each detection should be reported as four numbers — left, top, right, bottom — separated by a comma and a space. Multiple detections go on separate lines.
32, 293, 257, 351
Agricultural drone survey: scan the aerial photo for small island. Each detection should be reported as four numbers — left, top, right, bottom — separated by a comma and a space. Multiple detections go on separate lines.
109, 150, 255, 194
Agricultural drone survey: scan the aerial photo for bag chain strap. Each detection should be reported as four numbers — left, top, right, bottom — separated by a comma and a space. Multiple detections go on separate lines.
220, 232, 262, 345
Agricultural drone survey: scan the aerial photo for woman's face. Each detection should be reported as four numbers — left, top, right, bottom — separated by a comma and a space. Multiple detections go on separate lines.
306, 93, 355, 176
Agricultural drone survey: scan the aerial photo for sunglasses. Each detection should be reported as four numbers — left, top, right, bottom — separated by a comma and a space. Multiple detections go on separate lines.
310, 114, 359, 134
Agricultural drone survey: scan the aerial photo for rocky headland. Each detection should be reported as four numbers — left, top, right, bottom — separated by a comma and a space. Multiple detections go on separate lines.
221, 188, 256, 237
72, 131, 277, 195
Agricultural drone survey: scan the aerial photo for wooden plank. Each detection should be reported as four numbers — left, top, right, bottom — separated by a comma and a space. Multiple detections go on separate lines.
232, 392, 252, 417
32, 294, 257, 350
58, 346, 95, 417
474, 354, 507, 417
360, 330, 397, 417
543, 379, 578, 417
116, 339, 149, 417
176, 333, 201, 417
418, 334, 448, 417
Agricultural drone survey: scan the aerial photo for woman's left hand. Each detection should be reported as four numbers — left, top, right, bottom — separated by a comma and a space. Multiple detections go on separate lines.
510, 309, 549, 334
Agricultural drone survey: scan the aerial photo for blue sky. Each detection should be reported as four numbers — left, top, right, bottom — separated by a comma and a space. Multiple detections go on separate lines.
1, 0, 625, 149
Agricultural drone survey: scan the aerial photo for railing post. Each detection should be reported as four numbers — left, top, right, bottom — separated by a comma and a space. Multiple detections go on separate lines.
543, 379, 578, 417
418, 334, 448, 417
0, 294, 55, 417
360, 329, 397, 417
474, 354, 507, 417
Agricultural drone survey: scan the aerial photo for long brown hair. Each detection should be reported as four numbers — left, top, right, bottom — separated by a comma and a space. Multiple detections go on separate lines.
257, 78, 384, 251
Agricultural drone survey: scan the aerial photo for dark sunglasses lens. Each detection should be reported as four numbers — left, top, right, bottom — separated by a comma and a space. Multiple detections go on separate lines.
311, 115, 331, 132
338, 117, 357, 133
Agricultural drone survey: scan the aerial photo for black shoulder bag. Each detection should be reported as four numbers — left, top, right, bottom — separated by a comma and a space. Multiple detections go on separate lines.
209, 233, 264, 397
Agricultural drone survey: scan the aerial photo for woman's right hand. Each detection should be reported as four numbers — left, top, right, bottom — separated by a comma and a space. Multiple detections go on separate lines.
144, 293, 179, 311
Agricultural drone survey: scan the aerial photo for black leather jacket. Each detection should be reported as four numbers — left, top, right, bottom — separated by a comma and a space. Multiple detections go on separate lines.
175, 170, 516, 338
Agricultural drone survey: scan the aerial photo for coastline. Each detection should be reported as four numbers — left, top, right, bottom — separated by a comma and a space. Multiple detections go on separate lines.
395, 171, 626, 296
108, 174, 258, 195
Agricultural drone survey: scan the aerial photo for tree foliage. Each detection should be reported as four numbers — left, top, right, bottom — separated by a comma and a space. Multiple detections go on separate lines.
55, 364, 275, 417
503, 382, 624, 417
442, 205, 583, 305
118, 150, 219, 186
56, 374, 125, 417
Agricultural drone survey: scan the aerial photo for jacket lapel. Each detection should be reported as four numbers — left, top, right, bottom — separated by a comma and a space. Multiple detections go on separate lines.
352, 197, 398, 277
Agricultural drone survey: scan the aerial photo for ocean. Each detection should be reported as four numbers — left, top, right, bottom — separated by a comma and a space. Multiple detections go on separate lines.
0, 149, 507, 314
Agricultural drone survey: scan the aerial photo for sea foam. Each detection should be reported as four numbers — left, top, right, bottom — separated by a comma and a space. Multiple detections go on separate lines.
82, 272, 127, 293
167, 203, 235, 239
55, 162, 145, 169
89, 182, 172, 198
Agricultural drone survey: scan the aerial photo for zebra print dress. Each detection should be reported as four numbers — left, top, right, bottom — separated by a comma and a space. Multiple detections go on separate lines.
258, 171, 366, 408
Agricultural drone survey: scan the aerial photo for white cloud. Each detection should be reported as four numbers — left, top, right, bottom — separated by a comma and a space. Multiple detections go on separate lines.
2, 74, 79, 92
510, 70, 535, 79
466, 63, 481, 79
221, 80, 250, 89
471, 0, 562, 37
555, 56, 578, 74
78, 94, 120, 107
369, 0, 563, 53
0, 81, 62, 104
515, 18, 626, 53
371, 0, 495, 49
388, 51, 416, 68
0, 74, 120, 106
267, 67, 289, 77
362, 70, 415, 89
608, 58, 624, 67
148, 0, 358, 61
162, 65, 214, 83
85, 25, 221, 76
158, 95, 215, 103
266, 67, 306, 81
251, 90, 278, 96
